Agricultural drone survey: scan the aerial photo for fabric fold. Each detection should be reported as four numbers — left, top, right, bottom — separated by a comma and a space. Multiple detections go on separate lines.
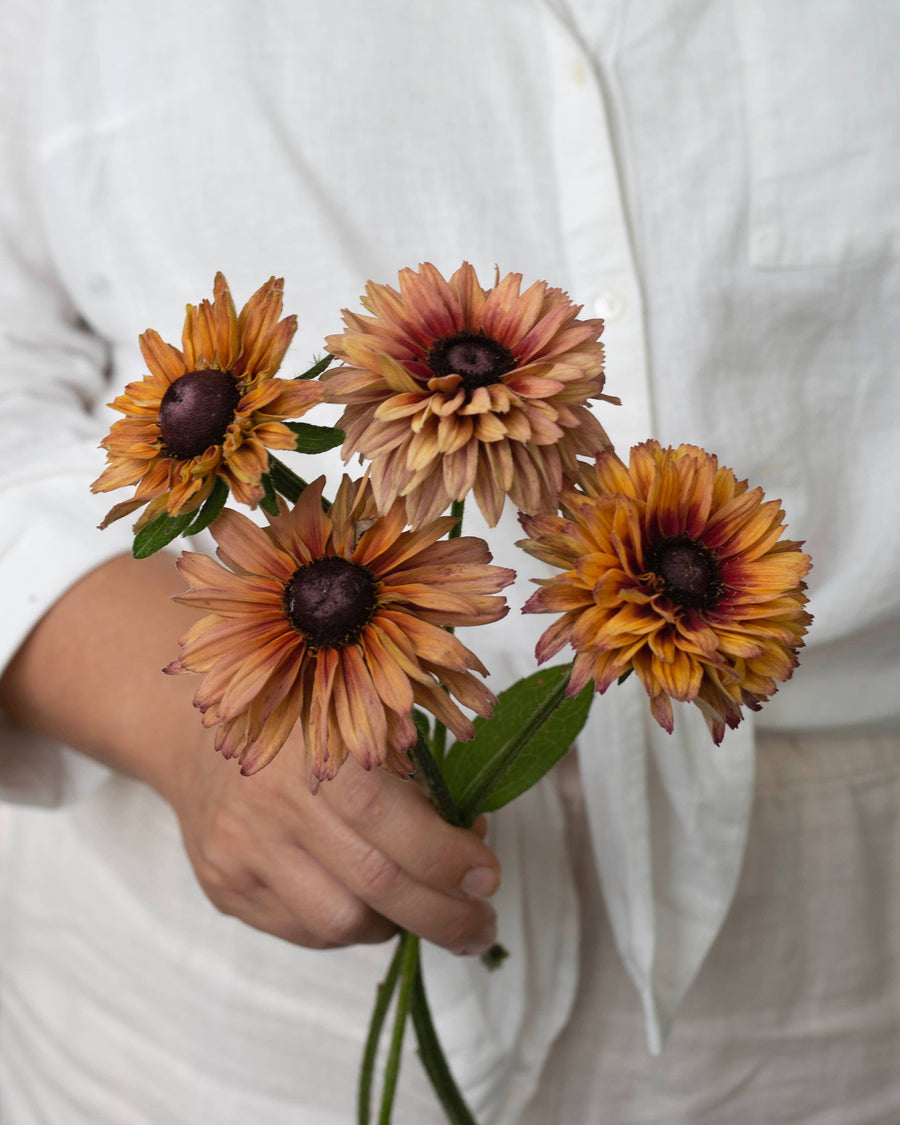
578, 676, 756, 1052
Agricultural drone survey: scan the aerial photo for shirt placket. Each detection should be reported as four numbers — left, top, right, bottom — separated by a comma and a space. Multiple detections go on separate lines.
537, 0, 665, 1049
539, 0, 654, 452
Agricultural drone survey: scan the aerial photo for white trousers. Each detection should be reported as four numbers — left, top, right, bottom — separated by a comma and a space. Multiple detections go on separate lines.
524, 729, 900, 1124
1, 728, 898, 1123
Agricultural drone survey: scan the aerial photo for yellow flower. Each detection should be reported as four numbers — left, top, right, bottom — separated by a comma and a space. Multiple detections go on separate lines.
165, 476, 515, 788
92, 273, 321, 530
518, 441, 812, 743
324, 261, 617, 527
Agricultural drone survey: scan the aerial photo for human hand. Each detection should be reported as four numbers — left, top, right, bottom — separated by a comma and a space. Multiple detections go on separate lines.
0, 549, 499, 955
160, 726, 501, 954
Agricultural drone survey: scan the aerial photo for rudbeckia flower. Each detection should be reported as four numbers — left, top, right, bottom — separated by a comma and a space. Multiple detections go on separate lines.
518, 441, 812, 744
323, 261, 617, 527
92, 273, 321, 530
165, 476, 515, 788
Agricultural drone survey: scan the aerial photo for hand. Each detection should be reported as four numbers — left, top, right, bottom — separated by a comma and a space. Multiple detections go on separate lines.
0, 550, 499, 955
161, 725, 501, 954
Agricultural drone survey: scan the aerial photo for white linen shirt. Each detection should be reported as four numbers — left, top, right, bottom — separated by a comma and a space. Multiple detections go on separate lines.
1, 1, 899, 1121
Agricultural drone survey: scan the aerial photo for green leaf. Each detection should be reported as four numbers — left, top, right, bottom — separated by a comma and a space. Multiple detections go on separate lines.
296, 353, 335, 380
286, 421, 345, 455
183, 477, 229, 536
132, 509, 196, 559
442, 663, 593, 819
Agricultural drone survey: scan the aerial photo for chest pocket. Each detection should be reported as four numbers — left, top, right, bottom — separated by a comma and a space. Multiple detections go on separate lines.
734, 0, 900, 268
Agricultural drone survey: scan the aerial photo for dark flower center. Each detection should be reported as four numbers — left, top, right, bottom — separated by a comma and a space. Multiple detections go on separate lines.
284, 556, 378, 648
651, 536, 721, 609
426, 331, 517, 391
159, 370, 242, 460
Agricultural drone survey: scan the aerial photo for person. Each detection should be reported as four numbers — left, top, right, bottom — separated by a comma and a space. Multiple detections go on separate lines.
1, 2, 898, 1122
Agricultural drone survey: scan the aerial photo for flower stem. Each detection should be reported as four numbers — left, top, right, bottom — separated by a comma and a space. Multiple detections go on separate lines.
411, 961, 479, 1125
448, 498, 465, 540
364, 495, 485, 1123
411, 735, 465, 828
377, 931, 420, 1125
432, 499, 465, 761
432, 720, 448, 764
358, 937, 405, 1125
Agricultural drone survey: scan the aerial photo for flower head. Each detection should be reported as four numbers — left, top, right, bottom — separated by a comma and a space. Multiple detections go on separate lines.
324, 261, 617, 527
92, 273, 321, 530
165, 476, 515, 788
518, 441, 812, 743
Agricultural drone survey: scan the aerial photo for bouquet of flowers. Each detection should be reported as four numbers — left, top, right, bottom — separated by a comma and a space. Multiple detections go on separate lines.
92, 264, 812, 1123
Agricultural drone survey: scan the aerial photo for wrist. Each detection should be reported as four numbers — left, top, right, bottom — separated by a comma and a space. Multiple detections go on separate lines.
0, 550, 211, 800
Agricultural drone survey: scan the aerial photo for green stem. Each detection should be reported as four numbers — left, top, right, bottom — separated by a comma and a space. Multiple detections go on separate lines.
377, 931, 420, 1125
457, 669, 571, 824
448, 498, 465, 540
296, 352, 334, 380
410, 736, 465, 828
432, 720, 448, 764
358, 938, 405, 1125
411, 962, 479, 1125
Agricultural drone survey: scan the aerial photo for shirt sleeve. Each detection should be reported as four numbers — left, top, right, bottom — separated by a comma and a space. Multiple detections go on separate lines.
0, 2, 134, 805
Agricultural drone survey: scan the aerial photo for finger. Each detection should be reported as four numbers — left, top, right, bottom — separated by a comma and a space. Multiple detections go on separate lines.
300, 765, 499, 954
263, 842, 398, 947
216, 847, 396, 949
322, 759, 501, 901
213, 884, 331, 947
314, 830, 498, 954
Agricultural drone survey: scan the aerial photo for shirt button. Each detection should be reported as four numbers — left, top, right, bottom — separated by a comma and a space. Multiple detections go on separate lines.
592, 288, 628, 323
570, 58, 588, 85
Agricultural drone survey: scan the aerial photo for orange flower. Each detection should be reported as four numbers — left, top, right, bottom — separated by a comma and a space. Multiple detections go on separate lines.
92, 273, 321, 530
165, 476, 515, 788
518, 441, 812, 744
323, 261, 617, 527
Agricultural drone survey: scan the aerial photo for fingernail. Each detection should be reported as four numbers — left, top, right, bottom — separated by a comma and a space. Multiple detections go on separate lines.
461, 865, 499, 899
460, 919, 497, 957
